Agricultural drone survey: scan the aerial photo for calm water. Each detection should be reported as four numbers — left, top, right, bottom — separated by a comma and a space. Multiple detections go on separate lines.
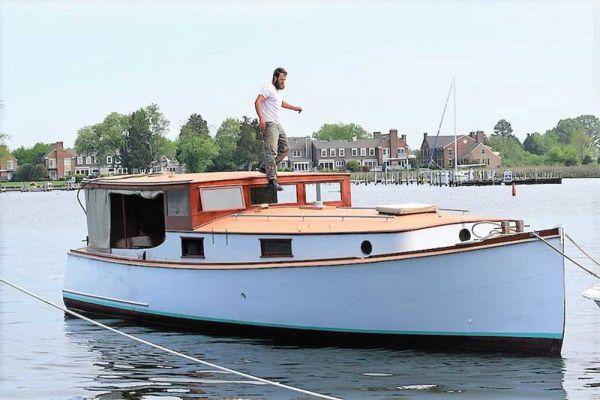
1, 179, 600, 399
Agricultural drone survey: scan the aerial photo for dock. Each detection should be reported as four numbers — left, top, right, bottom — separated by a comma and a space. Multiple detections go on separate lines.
351, 170, 562, 186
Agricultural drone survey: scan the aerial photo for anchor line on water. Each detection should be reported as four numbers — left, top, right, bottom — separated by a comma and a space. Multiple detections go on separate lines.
565, 233, 600, 269
0, 277, 343, 400
531, 232, 600, 280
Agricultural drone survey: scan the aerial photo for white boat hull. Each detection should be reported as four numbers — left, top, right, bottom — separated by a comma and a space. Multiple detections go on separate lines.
63, 233, 565, 354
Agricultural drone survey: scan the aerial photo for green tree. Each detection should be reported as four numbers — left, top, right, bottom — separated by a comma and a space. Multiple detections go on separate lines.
179, 114, 210, 140
486, 135, 527, 166
176, 113, 217, 172
213, 118, 241, 171
11, 143, 53, 165
312, 123, 370, 141
346, 160, 360, 172
493, 119, 513, 138
155, 136, 177, 160
234, 117, 262, 171
120, 104, 169, 171
545, 118, 584, 145
121, 109, 152, 171
75, 112, 128, 166
14, 163, 47, 181
523, 132, 547, 155
571, 130, 592, 163
546, 146, 565, 164
0, 132, 8, 145
563, 146, 579, 166
178, 135, 219, 173
576, 114, 600, 149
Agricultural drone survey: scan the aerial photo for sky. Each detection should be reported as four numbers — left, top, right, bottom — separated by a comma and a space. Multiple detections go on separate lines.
1, 1, 599, 150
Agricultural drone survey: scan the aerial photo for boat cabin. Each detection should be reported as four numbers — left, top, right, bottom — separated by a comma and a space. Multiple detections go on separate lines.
82, 172, 351, 252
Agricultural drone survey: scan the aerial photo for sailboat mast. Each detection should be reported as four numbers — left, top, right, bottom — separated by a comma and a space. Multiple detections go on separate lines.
453, 77, 457, 176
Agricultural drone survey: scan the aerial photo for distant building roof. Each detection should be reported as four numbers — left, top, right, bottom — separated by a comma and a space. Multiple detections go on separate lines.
424, 135, 459, 149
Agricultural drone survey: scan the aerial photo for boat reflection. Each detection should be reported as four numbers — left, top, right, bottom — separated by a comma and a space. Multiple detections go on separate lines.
63, 316, 567, 399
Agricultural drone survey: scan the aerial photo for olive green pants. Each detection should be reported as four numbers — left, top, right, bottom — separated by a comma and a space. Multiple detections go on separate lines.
262, 122, 289, 180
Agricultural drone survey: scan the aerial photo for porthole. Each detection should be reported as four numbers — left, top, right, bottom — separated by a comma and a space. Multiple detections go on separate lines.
361, 240, 373, 256
459, 228, 471, 242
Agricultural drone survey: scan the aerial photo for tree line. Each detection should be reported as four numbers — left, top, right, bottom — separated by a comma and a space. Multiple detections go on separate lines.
3, 104, 374, 181
6, 107, 598, 181
487, 115, 600, 167
74, 106, 367, 174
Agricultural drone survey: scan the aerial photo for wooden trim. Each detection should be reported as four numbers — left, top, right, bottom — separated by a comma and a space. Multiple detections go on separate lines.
70, 228, 560, 270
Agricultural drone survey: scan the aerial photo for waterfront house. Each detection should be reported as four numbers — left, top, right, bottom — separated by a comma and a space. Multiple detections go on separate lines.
279, 136, 314, 171
311, 129, 410, 171
0, 147, 17, 181
155, 156, 185, 174
373, 129, 409, 169
43, 142, 76, 179
74, 153, 128, 177
420, 130, 501, 170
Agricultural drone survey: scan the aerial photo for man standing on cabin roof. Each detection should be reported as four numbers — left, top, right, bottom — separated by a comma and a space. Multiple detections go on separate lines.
254, 67, 302, 191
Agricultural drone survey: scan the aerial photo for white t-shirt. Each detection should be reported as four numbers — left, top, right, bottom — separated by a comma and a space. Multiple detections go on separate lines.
259, 83, 283, 123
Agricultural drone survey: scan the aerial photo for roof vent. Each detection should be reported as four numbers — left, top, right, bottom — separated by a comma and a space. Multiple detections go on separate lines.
376, 203, 438, 216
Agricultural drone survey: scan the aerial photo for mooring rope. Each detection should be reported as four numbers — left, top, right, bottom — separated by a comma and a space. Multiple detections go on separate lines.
0, 277, 343, 400
565, 233, 600, 269
531, 232, 600, 280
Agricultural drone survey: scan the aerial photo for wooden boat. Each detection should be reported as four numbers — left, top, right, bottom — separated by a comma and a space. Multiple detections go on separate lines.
63, 171, 565, 355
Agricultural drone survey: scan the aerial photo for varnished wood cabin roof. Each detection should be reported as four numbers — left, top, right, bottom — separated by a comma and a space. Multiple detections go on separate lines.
89, 171, 349, 186
195, 206, 505, 234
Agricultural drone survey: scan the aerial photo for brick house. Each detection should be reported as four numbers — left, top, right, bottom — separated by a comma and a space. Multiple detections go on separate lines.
373, 129, 409, 169
420, 130, 501, 170
44, 141, 76, 179
0, 147, 17, 181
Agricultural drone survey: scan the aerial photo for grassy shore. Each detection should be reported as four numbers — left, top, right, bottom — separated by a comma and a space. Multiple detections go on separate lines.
509, 165, 600, 178
1, 180, 70, 188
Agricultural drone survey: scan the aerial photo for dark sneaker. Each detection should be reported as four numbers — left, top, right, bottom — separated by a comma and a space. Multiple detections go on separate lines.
268, 179, 283, 191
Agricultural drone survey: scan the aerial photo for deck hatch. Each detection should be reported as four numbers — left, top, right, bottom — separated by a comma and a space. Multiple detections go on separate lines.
260, 238, 293, 258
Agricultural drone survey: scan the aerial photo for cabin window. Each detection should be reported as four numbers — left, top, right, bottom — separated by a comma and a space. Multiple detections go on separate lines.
167, 189, 189, 216
199, 186, 244, 211
250, 184, 297, 205
181, 237, 204, 258
305, 182, 342, 203
109, 193, 165, 249
260, 239, 293, 257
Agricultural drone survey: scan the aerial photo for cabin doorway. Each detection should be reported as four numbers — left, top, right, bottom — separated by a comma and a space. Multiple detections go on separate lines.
109, 193, 165, 249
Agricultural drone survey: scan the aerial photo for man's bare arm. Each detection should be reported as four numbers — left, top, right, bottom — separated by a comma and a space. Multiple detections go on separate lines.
254, 95, 267, 130
282, 101, 302, 113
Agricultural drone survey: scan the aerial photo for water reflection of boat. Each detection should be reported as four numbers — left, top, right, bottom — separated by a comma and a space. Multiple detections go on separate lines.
62, 317, 567, 399
63, 171, 565, 355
